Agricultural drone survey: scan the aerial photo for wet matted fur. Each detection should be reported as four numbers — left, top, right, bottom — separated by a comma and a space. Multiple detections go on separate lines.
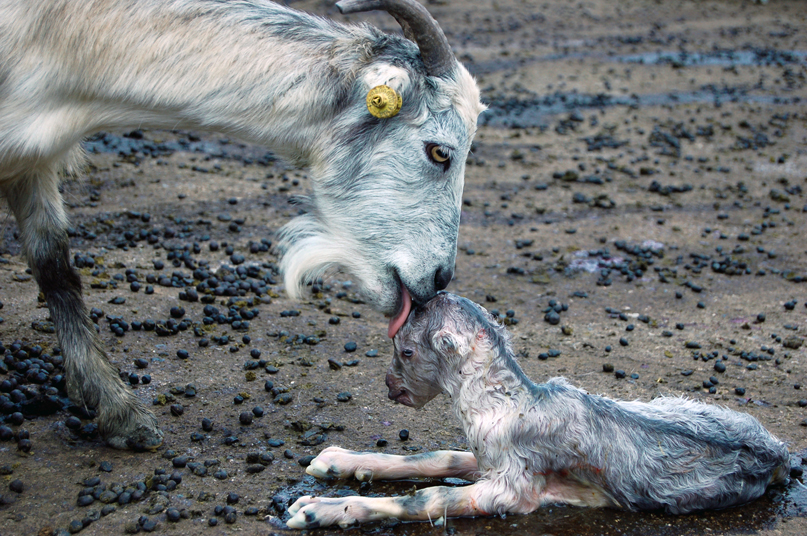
288, 293, 790, 529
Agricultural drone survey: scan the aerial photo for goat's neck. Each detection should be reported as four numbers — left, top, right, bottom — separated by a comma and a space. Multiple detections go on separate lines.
448, 348, 535, 426
18, 1, 362, 164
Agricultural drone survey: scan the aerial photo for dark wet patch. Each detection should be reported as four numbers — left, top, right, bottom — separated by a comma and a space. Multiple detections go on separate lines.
467, 48, 807, 76
482, 89, 802, 129
270, 475, 807, 535
82, 131, 277, 165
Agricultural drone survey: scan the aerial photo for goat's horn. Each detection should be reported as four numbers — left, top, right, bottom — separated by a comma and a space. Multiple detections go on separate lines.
336, 0, 455, 78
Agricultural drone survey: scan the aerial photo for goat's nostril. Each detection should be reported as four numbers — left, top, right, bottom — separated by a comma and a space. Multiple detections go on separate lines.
434, 267, 453, 292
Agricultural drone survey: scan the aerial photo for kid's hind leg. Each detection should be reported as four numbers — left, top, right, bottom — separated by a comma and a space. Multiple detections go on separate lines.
1, 166, 163, 450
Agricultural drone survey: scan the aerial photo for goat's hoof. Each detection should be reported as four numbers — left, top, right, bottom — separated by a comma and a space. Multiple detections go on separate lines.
105, 421, 164, 451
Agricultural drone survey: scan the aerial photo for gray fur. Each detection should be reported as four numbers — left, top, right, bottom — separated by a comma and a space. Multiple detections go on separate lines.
0, 1, 483, 449
288, 293, 790, 528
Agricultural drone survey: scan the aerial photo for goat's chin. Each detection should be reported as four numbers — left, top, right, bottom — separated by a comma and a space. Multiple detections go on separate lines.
276, 219, 399, 314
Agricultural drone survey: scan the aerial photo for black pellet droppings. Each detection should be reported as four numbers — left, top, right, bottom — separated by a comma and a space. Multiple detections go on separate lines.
283, 449, 294, 459
170, 404, 184, 417
77, 495, 94, 507
299, 455, 316, 467
619, 338, 629, 347
239, 412, 253, 425
399, 429, 410, 441
8, 479, 23, 493
614, 370, 626, 379
252, 406, 264, 417
208, 517, 218, 527
798, 400, 807, 408
709, 376, 719, 385
337, 392, 352, 402
267, 439, 284, 447
735, 387, 746, 396
166, 508, 181, 522
172, 456, 188, 468
274, 393, 292, 405
377, 439, 388, 447
134, 358, 148, 369
65, 416, 82, 430
714, 361, 727, 373
757, 313, 766, 323
224, 511, 237, 524
176, 349, 189, 359
263, 380, 274, 392
99, 461, 113, 473
602, 363, 614, 373
68, 520, 84, 534
344, 342, 357, 352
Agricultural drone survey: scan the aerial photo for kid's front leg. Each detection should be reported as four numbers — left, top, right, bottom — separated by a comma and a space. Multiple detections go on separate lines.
305, 446, 480, 482
287, 483, 492, 529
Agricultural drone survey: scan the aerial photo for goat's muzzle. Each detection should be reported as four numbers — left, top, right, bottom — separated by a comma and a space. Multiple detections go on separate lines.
385, 373, 413, 406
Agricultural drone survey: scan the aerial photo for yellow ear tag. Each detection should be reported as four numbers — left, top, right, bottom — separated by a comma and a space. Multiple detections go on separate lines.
366, 85, 402, 119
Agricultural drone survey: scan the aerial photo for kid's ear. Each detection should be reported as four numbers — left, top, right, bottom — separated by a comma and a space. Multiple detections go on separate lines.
432, 329, 469, 356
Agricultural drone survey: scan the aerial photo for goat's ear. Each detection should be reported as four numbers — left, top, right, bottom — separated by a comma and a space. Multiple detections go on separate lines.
361, 64, 411, 95
432, 329, 468, 356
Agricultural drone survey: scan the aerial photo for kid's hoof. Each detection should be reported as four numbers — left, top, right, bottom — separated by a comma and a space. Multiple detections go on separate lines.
105, 422, 164, 451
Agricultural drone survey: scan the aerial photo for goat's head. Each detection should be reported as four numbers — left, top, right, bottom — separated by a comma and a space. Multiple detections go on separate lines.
387, 292, 505, 408
277, 0, 485, 338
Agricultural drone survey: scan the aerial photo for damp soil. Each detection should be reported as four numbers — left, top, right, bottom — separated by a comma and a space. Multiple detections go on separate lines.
2, 1, 807, 535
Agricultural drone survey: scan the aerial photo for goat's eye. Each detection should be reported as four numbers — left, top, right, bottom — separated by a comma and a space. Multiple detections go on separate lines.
425, 143, 451, 170
402, 348, 414, 358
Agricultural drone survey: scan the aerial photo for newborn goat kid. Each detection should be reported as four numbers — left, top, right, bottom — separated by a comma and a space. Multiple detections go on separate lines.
288, 293, 790, 529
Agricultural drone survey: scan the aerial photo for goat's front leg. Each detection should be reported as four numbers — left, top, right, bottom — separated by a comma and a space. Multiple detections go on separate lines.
287, 480, 502, 529
305, 446, 480, 482
1, 170, 163, 450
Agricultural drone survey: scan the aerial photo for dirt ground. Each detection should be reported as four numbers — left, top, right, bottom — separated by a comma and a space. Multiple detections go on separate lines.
2, 0, 807, 535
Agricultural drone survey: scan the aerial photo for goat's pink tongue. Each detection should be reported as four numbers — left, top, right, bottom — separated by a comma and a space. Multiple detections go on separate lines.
387, 286, 412, 339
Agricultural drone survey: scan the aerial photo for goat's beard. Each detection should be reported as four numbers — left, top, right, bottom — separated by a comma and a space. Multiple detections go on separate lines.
276, 212, 399, 315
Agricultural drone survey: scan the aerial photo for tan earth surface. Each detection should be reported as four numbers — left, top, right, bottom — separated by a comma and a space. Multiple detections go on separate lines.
1, 1, 807, 535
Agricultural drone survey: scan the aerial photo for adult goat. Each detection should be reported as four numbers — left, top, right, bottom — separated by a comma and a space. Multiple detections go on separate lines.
0, 0, 484, 450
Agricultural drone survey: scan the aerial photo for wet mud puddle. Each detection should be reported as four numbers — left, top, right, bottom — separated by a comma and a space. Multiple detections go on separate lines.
267, 471, 807, 536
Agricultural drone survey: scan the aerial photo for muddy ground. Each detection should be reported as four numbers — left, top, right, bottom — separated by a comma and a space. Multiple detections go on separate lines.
2, 0, 807, 535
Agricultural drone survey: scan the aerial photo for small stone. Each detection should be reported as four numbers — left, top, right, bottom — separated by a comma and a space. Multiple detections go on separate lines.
399, 429, 409, 441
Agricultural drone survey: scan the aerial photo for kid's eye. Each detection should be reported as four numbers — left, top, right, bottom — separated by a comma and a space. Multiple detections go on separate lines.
402, 349, 414, 358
